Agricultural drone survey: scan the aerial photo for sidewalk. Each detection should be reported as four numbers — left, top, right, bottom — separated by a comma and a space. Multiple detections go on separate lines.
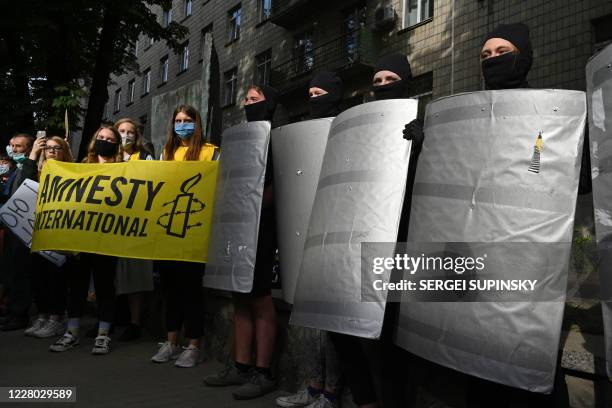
0, 327, 283, 408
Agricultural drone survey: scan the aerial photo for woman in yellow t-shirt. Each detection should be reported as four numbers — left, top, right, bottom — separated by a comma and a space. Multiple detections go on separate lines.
151, 105, 218, 368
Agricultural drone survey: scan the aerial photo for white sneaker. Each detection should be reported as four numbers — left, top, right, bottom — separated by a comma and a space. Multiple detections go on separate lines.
91, 335, 111, 355
151, 341, 180, 363
34, 320, 65, 338
49, 332, 79, 352
24, 318, 47, 337
174, 345, 200, 368
276, 387, 319, 407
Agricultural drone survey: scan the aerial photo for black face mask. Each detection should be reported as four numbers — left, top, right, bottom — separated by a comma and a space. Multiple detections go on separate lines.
94, 139, 118, 157
481, 52, 530, 90
310, 94, 340, 119
373, 80, 408, 100
245, 101, 270, 122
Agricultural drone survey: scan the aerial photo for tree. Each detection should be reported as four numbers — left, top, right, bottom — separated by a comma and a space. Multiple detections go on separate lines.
77, 0, 187, 160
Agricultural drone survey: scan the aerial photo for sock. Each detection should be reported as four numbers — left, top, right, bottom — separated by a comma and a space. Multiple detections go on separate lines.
307, 386, 323, 397
235, 361, 252, 373
255, 366, 272, 379
67, 318, 80, 336
323, 390, 338, 401
98, 321, 111, 336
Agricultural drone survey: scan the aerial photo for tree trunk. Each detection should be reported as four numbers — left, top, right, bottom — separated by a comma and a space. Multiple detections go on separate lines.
78, 4, 121, 161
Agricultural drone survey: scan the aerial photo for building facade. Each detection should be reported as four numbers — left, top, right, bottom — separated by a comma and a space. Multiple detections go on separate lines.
103, 0, 612, 148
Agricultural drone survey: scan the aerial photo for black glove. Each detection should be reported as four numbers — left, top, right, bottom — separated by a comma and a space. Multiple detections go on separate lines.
403, 119, 424, 146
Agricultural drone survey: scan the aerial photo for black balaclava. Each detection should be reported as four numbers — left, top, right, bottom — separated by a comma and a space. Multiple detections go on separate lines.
245, 84, 279, 122
309, 70, 343, 119
372, 54, 412, 100
481, 23, 533, 90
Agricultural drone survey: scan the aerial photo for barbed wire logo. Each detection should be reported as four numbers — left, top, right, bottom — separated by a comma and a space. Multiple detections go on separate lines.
157, 173, 205, 238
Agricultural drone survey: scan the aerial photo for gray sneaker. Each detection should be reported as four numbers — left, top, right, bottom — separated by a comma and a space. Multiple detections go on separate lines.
232, 371, 277, 400
306, 395, 338, 408
203, 365, 251, 387
276, 387, 319, 407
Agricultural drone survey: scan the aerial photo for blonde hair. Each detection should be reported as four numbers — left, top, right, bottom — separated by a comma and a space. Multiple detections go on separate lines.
83, 125, 124, 163
38, 136, 73, 171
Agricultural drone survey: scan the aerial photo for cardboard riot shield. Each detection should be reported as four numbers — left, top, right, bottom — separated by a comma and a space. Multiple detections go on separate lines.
587, 43, 612, 379
291, 99, 418, 339
203, 121, 271, 292
395, 89, 586, 393
271, 118, 333, 304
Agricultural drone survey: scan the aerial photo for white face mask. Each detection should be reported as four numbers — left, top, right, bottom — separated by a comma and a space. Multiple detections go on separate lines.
120, 133, 135, 147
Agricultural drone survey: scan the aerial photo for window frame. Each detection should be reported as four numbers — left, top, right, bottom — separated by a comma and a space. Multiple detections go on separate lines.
113, 88, 122, 112
402, 0, 433, 29
223, 67, 238, 107
255, 49, 272, 86
163, 7, 173, 27
184, 0, 192, 17
127, 79, 136, 104
142, 68, 151, 95
178, 43, 189, 72
227, 4, 242, 43
160, 56, 169, 84
258, 0, 272, 23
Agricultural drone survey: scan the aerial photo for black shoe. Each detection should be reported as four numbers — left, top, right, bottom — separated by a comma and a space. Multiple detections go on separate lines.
118, 324, 141, 342
0, 315, 29, 331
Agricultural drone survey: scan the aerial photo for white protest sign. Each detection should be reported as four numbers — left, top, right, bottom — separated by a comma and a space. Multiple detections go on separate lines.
0, 179, 66, 266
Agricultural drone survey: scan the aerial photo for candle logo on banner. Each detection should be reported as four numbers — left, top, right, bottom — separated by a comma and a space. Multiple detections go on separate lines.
157, 173, 205, 238
528, 132, 543, 174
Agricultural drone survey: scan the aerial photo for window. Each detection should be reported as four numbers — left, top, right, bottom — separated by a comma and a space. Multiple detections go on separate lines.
223, 67, 238, 106
128, 79, 136, 103
113, 89, 121, 112
255, 49, 272, 86
184, 0, 192, 17
293, 31, 314, 75
142, 68, 151, 95
403, 0, 433, 28
160, 56, 169, 83
163, 8, 172, 27
227, 5, 241, 42
178, 43, 189, 72
258, 0, 272, 22
148, 36, 155, 48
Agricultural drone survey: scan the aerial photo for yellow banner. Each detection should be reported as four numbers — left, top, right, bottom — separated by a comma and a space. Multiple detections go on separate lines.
31, 160, 218, 263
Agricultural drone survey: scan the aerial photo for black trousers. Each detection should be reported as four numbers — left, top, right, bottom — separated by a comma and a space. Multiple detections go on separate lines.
157, 261, 204, 339
67, 254, 117, 323
32, 254, 68, 316
3, 232, 33, 317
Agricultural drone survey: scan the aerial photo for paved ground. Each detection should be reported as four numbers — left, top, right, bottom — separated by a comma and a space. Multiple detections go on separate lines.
0, 324, 284, 408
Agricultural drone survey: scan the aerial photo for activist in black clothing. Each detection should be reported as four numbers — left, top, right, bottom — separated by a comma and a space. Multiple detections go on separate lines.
309, 70, 343, 119
21, 136, 73, 339
151, 105, 218, 368
464, 24, 571, 408
0, 134, 34, 332
204, 85, 278, 400
327, 54, 423, 408
49, 126, 122, 355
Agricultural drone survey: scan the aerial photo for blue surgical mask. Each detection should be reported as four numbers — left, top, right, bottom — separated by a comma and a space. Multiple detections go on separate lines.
0, 164, 10, 175
174, 122, 196, 139
5, 145, 26, 163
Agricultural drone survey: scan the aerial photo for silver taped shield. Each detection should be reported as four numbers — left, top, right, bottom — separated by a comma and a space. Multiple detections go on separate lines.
272, 118, 333, 304
395, 89, 586, 393
203, 121, 272, 293
586, 43, 612, 379
290, 99, 418, 339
